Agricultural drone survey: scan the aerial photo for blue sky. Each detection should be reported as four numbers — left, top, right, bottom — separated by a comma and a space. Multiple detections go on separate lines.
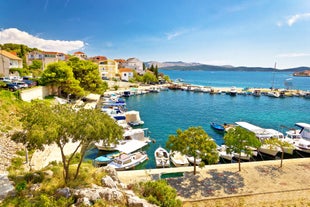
1, 0, 310, 69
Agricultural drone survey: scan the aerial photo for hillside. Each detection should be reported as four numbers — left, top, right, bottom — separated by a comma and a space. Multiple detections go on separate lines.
144, 61, 310, 72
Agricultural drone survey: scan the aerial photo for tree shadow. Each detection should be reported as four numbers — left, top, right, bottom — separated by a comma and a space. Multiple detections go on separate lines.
165, 169, 244, 198
255, 165, 284, 180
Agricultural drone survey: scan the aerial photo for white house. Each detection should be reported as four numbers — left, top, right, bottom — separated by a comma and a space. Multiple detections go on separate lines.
119, 68, 134, 81
123, 58, 144, 74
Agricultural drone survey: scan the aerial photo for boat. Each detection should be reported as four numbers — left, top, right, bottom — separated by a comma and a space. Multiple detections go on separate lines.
229, 86, 237, 96
95, 128, 151, 153
154, 147, 170, 168
101, 107, 126, 121
252, 89, 261, 97
185, 155, 202, 165
235, 122, 281, 156
125, 110, 144, 126
170, 151, 189, 167
266, 91, 280, 98
107, 151, 148, 171
210, 122, 225, 132
293, 123, 310, 153
93, 151, 120, 167
148, 86, 160, 93
217, 145, 234, 161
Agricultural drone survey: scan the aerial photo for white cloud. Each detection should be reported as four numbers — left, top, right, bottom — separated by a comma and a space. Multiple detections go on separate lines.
287, 13, 310, 26
276, 53, 310, 58
166, 31, 184, 40
0, 28, 85, 53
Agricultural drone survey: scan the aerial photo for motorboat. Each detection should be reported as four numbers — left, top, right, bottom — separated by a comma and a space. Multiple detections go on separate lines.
125, 110, 144, 126
185, 155, 202, 165
217, 145, 234, 161
101, 107, 126, 121
107, 151, 148, 171
229, 86, 237, 96
235, 122, 281, 156
170, 151, 189, 167
293, 123, 310, 153
210, 122, 225, 132
266, 91, 280, 98
95, 128, 151, 153
154, 147, 170, 168
93, 151, 120, 167
252, 89, 261, 97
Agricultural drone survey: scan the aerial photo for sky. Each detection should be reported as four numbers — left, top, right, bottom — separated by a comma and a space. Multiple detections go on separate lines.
1, 0, 310, 69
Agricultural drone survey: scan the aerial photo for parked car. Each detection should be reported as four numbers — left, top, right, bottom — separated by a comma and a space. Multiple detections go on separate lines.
0, 77, 11, 82
15, 81, 28, 89
2, 81, 20, 91
23, 79, 37, 87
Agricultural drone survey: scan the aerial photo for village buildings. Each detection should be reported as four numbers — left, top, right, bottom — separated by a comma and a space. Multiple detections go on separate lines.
0, 50, 23, 76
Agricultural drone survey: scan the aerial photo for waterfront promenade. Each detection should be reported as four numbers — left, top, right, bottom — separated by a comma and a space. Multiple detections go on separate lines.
117, 158, 310, 206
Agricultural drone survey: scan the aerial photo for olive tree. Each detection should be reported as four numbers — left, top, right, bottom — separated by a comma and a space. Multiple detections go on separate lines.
224, 126, 261, 171
12, 101, 124, 183
166, 126, 218, 175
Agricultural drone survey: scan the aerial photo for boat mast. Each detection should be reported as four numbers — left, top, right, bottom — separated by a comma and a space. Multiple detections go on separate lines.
271, 62, 276, 90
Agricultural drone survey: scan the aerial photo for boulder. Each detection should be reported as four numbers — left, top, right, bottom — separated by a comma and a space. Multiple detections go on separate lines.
103, 166, 120, 182
55, 187, 71, 198
101, 176, 117, 189
127, 195, 158, 207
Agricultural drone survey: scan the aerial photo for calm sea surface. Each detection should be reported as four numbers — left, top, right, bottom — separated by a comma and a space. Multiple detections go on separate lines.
87, 70, 310, 169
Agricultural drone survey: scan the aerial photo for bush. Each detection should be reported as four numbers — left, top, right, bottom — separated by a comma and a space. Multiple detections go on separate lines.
134, 180, 182, 207
24, 171, 45, 183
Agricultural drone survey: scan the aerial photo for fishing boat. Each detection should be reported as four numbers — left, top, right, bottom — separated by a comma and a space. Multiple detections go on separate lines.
170, 151, 189, 167
293, 123, 310, 153
107, 151, 148, 171
210, 122, 225, 132
185, 155, 202, 165
154, 147, 170, 168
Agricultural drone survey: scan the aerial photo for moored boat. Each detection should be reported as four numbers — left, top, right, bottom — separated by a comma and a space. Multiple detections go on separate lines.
210, 122, 225, 132
154, 147, 170, 168
107, 151, 148, 171
170, 151, 189, 167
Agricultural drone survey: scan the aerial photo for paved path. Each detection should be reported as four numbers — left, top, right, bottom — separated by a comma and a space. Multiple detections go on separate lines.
0, 173, 14, 200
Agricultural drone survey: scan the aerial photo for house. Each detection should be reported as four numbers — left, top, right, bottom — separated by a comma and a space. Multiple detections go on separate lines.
122, 58, 144, 74
0, 50, 23, 77
119, 68, 134, 82
114, 59, 127, 68
89, 56, 107, 63
27, 51, 66, 69
98, 59, 119, 80
73, 51, 87, 60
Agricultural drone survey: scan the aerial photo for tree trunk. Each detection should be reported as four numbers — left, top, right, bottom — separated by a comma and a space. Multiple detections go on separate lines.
280, 147, 284, 168
238, 153, 241, 171
58, 143, 69, 184
74, 143, 87, 180
193, 157, 196, 175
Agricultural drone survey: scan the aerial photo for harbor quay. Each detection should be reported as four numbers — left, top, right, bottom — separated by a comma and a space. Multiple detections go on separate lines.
117, 158, 310, 205
105, 80, 310, 98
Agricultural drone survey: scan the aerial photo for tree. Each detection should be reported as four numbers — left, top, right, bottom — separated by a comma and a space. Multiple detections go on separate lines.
166, 126, 218, 175
68, 57, 108, 94
154, 65, 159, 79
40, 61, 84, 97
224, 126, 261, 171
12, 101, 124, 183
262, 138, 294, 168
29, 60, 43, 70
143, 71, 157, 84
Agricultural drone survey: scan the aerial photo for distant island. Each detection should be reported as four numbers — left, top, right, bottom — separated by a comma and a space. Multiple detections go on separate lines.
293, 70, 310, 77
145, 61, 310, 72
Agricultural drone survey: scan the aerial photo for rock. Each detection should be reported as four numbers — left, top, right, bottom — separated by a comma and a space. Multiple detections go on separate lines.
43, 170, 53, 178
101, 176, 117, 189
55, 187, 71, 198
127, 195, 158, 207
103, 166, 120, 182
75, 197, 92, 206
30, 183, 41, 192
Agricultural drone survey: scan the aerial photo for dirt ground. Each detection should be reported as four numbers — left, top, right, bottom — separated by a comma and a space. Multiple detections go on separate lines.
118, 158, 310, 207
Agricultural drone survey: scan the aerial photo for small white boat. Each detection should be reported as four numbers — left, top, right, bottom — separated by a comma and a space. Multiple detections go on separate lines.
217, 145, 234, 161
107, 151, 148, 171
170, 151, 189, 167
266, 91, 280, 98
229, 86, 237, 96
185, 155, 202, 165
154, 147, 170, 168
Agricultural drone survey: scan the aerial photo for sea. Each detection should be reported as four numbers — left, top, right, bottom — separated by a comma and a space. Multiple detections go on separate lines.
87, 70, 310, 169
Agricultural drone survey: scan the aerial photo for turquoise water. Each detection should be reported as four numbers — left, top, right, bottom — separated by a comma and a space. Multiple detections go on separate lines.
87, 71, 310, 169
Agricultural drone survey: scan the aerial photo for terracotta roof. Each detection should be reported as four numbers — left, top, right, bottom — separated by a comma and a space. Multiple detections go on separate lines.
43, 51, 58, 55
119, 68, 133, 73
74, 51, 85, 55
114, 59, 126, 63
0, 50, 22, 60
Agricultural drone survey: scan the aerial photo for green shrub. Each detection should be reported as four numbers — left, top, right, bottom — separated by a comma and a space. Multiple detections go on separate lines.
134, 180, 182, 207
15, 180, 27, 193
24, 171, 45, 183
